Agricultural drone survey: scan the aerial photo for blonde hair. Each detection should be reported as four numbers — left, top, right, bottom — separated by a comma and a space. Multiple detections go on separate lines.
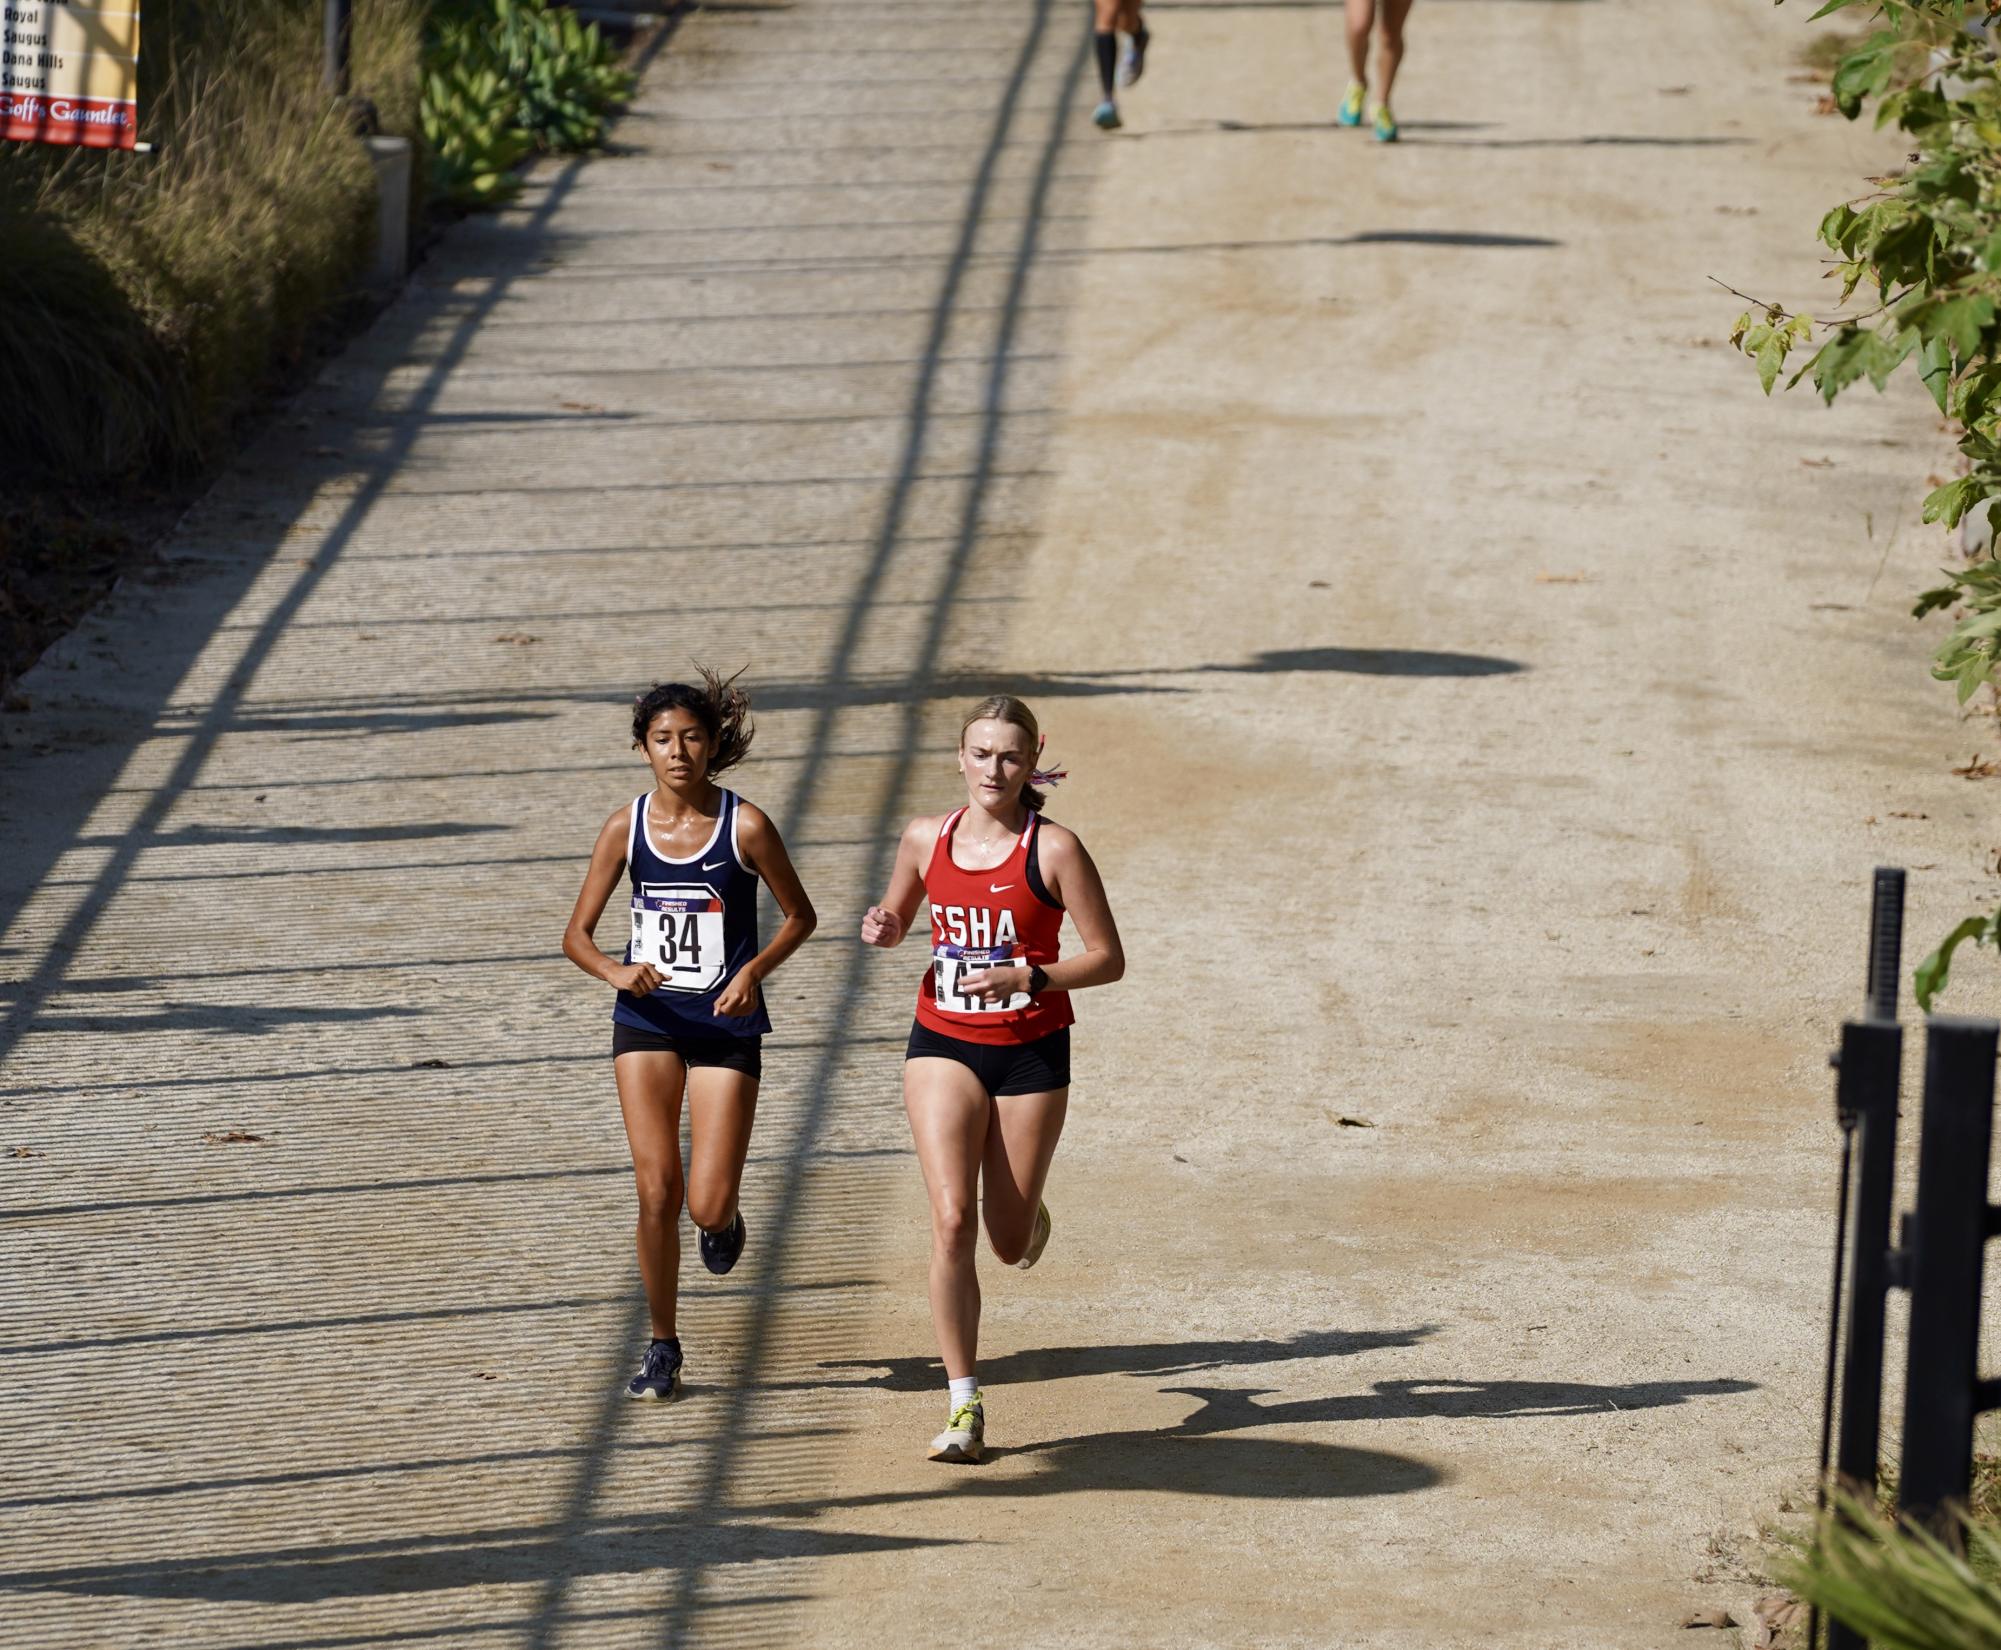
959, 694, 1060, 812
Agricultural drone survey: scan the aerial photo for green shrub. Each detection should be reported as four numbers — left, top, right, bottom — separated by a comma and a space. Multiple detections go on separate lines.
423, 37, 534, 206
421, 0, 634, 205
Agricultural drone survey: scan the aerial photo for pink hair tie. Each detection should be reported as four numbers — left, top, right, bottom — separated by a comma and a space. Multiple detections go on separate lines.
1031, 733, 1067, 790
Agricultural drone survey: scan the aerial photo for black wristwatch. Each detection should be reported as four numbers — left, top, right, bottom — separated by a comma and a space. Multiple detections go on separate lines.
1026, 965, 1050, 997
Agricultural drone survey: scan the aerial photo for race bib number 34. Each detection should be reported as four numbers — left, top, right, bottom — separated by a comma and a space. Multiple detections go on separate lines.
933, 945, 1029, 1015
631, 886, 726, 994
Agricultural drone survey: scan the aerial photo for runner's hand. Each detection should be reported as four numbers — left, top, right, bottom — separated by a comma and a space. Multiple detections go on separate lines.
715, 966, 762, 1018
611, 961, 663, 997
860, 905, 904, 947
960, 965, 1030, 1003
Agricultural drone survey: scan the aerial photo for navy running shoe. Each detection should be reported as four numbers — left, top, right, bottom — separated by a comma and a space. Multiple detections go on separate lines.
699, 1209, 747, 1276
625, 1337, 683, 1401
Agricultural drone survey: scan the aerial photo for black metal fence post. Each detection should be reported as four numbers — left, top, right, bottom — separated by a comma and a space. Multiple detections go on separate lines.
324, 0, 352, 98
1821, 870, 1906, 1650
1897, 1016, 2001, 1535
1832, 1018, 1904, 1496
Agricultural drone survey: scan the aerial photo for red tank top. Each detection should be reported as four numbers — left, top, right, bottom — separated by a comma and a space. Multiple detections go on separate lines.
915, 806, 1073, 1046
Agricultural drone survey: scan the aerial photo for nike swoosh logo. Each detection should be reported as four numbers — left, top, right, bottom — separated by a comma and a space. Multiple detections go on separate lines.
703, 859, 728, 871
989, 883, 1015, 893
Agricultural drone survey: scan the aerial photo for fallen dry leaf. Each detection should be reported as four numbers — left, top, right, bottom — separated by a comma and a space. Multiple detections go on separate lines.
1889, 810, 1929, 820
494, 633, 541, 646
557, 400, 606, 413
1800, 456, 1835, 468
1954, 755, 2000, 780
1750, 1593, 1803, 1649
1680, 1608, 1737, 1630
1814, 93, 1839, 115
1536, 570, 1594, 584
1328, 1113, 1376, 1129
201, 1130, 266, 1145
9, 1145, 43, 1159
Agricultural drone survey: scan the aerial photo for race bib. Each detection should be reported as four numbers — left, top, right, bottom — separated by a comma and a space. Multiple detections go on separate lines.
630, 885, 726, 994
932, 944, 1029, 1015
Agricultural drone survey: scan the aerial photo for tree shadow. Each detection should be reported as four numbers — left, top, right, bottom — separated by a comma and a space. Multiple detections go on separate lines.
806, 1325, 1441, 1392
0, 1511, 955, 1604
1205, 646, 1523, 677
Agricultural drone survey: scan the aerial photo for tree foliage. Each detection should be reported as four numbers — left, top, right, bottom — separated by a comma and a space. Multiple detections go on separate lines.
1739, 0, 2001, 1008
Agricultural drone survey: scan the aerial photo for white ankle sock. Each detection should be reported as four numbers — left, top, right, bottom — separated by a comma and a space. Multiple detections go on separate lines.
948, 1375, 979, 1409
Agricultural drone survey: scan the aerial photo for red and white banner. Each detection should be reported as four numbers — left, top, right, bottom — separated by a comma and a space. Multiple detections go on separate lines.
1, 1, 141, 150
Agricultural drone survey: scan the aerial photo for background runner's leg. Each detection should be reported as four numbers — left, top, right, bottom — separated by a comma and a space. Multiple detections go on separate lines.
905, 1059, 994, 1378
981, 1087, 1070, 1262
1344, 0, 1376, 87
614, 1050, 690, 1340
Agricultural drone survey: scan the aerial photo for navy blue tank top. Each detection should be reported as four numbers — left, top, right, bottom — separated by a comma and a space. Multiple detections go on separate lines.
613, 788, 771, 1041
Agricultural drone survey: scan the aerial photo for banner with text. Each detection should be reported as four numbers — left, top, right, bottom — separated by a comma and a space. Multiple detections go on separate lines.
1, 0, 140, 150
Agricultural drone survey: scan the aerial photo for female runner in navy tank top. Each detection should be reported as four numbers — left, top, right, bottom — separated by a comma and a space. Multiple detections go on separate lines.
563, 669, 816, 1402
860, 694, 1125, 1462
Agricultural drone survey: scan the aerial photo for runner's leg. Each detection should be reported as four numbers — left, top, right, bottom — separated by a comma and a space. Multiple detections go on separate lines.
1093, 0, 1120, 108
1344, 0, 1375, 88
615, 1049, 688, 1340
1375, 0, 1412, 108
684, 1067, 759, 1232
981, 1087, 1069, 1263
905, 1056, 992, 1378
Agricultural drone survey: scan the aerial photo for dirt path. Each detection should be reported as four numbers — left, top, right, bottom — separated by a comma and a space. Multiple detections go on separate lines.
0, 0, 1977, 1645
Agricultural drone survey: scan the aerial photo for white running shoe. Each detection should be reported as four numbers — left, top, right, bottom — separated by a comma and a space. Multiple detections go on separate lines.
928, 1395, 986, 1463
1016, 1200, 1052, 1270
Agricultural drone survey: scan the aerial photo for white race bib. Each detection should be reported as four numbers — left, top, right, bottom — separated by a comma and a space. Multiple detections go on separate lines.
932, 946, 1029, 1015
630, 885, 727, 994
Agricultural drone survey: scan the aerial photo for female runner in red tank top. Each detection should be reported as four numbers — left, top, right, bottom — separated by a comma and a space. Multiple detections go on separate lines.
860, 694, 1125, 1463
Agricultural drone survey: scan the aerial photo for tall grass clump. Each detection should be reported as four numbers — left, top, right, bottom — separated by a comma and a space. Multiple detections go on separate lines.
0, 0, 425, 482
1785, 1492, 2001, 1650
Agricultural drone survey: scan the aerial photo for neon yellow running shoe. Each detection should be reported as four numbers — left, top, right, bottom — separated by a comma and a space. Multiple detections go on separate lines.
1373, 103, 1398, 143
928, 1394, 986, 1463
1336, 81, 1365, 127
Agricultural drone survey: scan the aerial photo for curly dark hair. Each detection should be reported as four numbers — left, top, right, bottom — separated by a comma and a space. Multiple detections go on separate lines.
631, 666, 755, 777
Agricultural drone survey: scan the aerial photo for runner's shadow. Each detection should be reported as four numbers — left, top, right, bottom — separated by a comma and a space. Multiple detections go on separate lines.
804, 1325, 1440, 1392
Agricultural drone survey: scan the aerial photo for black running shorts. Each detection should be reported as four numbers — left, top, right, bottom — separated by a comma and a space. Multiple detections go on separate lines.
905, 1020, 1070, 1096
612, 1021, 762, 1077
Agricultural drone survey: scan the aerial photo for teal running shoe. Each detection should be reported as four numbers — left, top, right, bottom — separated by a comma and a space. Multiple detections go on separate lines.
1093, 99, 1121, 130
1336, 81, 1365, 127
1373, 103, 1399, 142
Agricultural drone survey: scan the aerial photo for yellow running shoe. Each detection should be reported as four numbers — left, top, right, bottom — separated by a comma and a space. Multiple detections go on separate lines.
928, 1394, 986, 1463
1372, 102, 1399, 143
1336, 81, 1365, 127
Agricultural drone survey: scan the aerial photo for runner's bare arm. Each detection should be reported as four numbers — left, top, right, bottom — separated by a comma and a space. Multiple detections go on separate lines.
563, 806, 663, 996
715, 802, 818, 1016
962, 822, 1123, 1000
860, 815, 938, 948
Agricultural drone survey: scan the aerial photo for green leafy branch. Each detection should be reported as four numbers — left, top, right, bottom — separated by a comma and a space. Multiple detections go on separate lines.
1741, 0, 2001, 1009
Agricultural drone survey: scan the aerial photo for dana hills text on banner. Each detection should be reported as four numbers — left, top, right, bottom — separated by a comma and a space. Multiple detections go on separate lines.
1, 0, 140, 149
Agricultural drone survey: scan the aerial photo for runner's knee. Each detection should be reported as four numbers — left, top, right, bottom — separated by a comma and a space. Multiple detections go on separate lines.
634, 1165, 684, 1223
932, 1199, 978, 1260
685, 1179, 735, 1231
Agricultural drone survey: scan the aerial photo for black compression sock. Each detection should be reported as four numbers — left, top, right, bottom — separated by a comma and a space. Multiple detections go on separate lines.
1094, 30, 1117, 98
